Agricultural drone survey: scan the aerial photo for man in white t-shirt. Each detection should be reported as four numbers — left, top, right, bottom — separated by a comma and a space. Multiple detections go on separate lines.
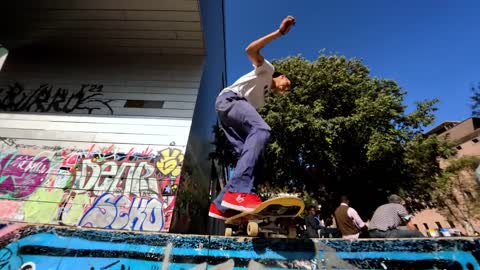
209, 16, 295, 220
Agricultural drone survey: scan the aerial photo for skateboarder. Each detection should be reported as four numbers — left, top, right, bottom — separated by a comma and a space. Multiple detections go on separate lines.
209, 16, 296, 220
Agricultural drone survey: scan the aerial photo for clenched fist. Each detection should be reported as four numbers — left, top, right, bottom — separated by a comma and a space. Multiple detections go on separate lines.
279, 16, 296, 35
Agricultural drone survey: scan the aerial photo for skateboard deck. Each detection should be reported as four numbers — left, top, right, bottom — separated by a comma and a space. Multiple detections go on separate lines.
224, 196, 305, 238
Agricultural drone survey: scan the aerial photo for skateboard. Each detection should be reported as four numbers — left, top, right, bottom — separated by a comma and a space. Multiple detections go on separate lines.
224, 196, 305, 238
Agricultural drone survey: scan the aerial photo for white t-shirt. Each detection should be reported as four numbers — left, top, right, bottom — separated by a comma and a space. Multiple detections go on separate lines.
218, 59, 275, 110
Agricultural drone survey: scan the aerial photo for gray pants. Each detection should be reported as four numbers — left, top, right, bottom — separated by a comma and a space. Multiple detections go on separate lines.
369, 229, 424, 238
213, 92, 271, 212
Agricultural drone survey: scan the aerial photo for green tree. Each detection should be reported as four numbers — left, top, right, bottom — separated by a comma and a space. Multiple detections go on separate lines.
432, 156, 480, 233
212, 53, 454, 218
260, 53, 455, 216
470, 83, 480, 117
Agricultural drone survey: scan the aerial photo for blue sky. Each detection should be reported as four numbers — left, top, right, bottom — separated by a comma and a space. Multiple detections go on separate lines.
224, 0, 479, 128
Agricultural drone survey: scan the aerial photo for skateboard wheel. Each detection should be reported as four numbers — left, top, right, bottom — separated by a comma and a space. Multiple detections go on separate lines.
247, 222, 259, 237
225, 228, 233, 237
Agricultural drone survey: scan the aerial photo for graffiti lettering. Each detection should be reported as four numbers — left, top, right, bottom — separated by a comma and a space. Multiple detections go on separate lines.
0, 154, 50, 198
79, 193, 164, 231
0, 83, 114, 114
0, 137, 16, 147
0, 248, 13, 269
76, 159, 160, 197
156, 148, 183, 177
0, 146, 182, 232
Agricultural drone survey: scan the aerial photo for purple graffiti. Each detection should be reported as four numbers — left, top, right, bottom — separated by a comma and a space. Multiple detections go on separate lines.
0, 154, 50, 198
79, 193, 164, 232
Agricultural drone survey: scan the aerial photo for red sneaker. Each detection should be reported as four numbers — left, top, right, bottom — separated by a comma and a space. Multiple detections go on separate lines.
221, 192, 262, 212
208, 202, 237, 220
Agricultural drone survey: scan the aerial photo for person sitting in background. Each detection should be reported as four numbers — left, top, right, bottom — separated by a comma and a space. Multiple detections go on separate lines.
368, 194, 424, 238
334, 196, 367, 240
305, 206, 340, 238
305, 206, 323, 238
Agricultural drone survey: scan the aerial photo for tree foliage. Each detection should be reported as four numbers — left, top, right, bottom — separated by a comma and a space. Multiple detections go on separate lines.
470, 83, 480, 117
432, 156, 480, 231
212, 53, 454, 218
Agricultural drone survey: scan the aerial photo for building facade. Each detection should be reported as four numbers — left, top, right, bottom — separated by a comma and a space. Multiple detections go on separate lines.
411, 118, 480, 236
0, 0, 226, 234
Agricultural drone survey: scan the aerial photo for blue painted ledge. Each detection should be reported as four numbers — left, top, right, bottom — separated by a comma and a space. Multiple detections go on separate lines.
0, 225, 479, 269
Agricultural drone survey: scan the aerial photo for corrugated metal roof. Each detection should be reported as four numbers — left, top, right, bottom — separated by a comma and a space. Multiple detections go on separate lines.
0, 0, 204, 55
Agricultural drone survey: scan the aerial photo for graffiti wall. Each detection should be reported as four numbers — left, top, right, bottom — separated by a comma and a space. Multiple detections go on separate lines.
0, 83, 114, 115
0, 144, 184, 232
0, 225, 478, 270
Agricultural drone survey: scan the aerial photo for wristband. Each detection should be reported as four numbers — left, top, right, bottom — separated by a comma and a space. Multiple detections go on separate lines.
279, 28, 285, 35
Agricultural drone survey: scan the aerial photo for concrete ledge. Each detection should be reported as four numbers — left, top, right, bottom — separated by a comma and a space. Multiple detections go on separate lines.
0, 225, 479, 269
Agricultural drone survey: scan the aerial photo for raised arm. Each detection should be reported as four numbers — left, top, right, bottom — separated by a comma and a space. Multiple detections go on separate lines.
245, 16, 295, 67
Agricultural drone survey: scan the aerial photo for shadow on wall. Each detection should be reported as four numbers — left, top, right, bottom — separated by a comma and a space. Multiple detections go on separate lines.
169, 149, 209, 234
170, 0, 227, 234
0, 224, 479, 269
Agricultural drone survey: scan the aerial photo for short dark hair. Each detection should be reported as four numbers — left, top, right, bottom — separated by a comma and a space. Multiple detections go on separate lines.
272, 71, 284, 78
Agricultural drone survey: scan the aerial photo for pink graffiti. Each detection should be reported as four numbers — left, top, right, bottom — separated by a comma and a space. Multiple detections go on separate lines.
0, 200, 22, 219
141, 146, 153, 156
0, 154, 50, 198
61, 150, 80, 167
102, 144, 115, 154
86, 144, 96, 157
124, 147, 135, 162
